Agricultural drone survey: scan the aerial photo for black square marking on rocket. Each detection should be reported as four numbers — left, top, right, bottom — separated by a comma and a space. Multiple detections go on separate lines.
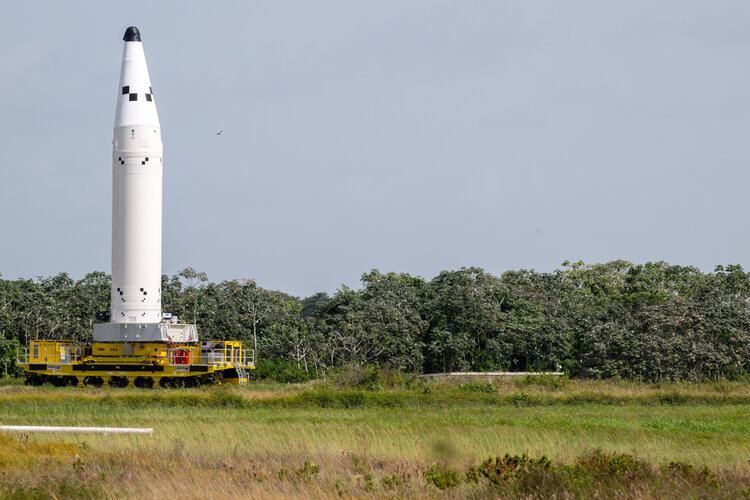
141, 161, 145, 165
145, 157, 149, 161
145, 94, 152, 102
122, 86, 129, 95
140, 288, 143, 291
129, 93, 137, 101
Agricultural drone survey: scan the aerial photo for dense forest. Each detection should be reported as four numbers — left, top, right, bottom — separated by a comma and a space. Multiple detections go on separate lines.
1, 260, 750, 382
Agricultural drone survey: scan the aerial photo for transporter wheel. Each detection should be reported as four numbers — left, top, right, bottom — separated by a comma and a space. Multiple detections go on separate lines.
159, 377, 181, 389
183, 377, 198, 388
109, 376, 129, 388
84, 376, 104, 388
25, 374, 44, 386
49, 376, 73, 387
134, 377, 154, 389
53, 376, 78, 387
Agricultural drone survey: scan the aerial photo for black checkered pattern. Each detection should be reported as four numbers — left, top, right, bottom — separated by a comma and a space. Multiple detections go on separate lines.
118, 157, 153, 167
121, 85, 154, 103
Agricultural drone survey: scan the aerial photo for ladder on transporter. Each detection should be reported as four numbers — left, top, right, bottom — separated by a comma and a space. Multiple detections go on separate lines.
236, 366, 248, 385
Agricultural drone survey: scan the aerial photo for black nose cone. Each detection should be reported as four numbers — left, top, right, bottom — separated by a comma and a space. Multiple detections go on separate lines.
123, 26, 141, 42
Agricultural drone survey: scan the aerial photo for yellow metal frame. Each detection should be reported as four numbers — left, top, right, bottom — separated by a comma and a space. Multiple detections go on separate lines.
20, 340, 254, 388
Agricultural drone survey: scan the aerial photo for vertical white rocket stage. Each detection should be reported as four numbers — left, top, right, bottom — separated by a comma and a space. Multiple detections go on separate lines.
94, 27, 195, 343
112, 26, 162, 324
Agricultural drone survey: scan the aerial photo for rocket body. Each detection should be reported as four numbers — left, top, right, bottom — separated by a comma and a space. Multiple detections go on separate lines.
111, 27, 162, 324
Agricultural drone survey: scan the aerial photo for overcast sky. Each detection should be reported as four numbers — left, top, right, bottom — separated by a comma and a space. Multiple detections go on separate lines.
1, 1, 749, 297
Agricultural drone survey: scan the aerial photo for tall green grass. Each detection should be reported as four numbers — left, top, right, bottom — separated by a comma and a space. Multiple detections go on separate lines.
2, 380, 750, 498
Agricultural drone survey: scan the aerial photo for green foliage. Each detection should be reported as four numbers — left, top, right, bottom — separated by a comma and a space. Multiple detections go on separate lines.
295, 461, 320, 478
508, 392, 534, 407
207, 388, 246, 408
380, 473, 406, 489
466, 454, 551, 484
361, 473, 376, 492
0, 338, 22, 377
423, 464, 461, 489
662, 462, 719, 488
335, 364, 383, 390
4, 260, 750, 382
576, 449, 647, 476
254, 358, 312, 383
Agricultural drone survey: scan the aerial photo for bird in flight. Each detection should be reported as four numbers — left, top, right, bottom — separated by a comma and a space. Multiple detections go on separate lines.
214, 129, 223, 136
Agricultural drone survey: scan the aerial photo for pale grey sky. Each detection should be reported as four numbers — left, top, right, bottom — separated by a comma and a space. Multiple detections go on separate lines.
1, 1, 749, 297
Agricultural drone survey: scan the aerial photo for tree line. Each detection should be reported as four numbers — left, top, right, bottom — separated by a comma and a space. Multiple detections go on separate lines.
1, 260, 750, 382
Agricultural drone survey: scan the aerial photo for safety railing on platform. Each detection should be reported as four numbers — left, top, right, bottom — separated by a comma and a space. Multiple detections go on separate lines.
17, 346, 82, 365
164, 348, 255, 367
165, 348, 196, 366
202, 349, 255, 367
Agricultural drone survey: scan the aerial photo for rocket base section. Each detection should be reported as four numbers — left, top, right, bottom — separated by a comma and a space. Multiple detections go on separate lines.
93, 322, 198, 343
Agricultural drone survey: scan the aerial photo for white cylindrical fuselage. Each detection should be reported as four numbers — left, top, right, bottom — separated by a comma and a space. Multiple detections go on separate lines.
111, 33, 162, 324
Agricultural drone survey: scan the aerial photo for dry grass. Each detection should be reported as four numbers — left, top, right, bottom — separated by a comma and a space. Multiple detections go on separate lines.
2, 379, 750, 498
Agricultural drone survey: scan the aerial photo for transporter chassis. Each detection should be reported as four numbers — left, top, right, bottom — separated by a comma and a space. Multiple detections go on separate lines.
18, 338, 254, 388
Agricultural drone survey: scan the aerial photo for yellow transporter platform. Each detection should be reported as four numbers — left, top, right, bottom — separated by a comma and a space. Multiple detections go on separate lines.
18, 339, 254, 388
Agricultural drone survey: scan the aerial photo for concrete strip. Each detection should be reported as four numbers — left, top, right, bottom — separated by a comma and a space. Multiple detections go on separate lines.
0, 425, 153, 435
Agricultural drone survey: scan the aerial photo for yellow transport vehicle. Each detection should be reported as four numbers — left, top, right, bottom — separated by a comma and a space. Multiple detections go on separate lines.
18, 338, 254, 388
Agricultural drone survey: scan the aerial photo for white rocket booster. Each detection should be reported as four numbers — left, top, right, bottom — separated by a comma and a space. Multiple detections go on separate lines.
94, 26, 195, 343
111, 27, 162, 324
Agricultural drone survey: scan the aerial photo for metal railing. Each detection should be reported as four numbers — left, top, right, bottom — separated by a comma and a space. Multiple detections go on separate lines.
17, 346, 82, 365
164, 348, 196, 366
164, 348, 255, 367
202, 349, 255, 367
18, 345, 255, 369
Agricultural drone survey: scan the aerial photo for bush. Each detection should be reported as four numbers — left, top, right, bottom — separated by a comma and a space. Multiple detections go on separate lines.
561, 358, 581, 378
577, 449, 648, 477
254, 358, 313, 383
466, 454, 551, 484
335, 364, 383, 390
296, 461, 320, 478
424, 464, 461, 489
379, 366, 424, 389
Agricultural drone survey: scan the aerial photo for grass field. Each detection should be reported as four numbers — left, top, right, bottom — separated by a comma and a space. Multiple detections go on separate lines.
1, 378, 750, 498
